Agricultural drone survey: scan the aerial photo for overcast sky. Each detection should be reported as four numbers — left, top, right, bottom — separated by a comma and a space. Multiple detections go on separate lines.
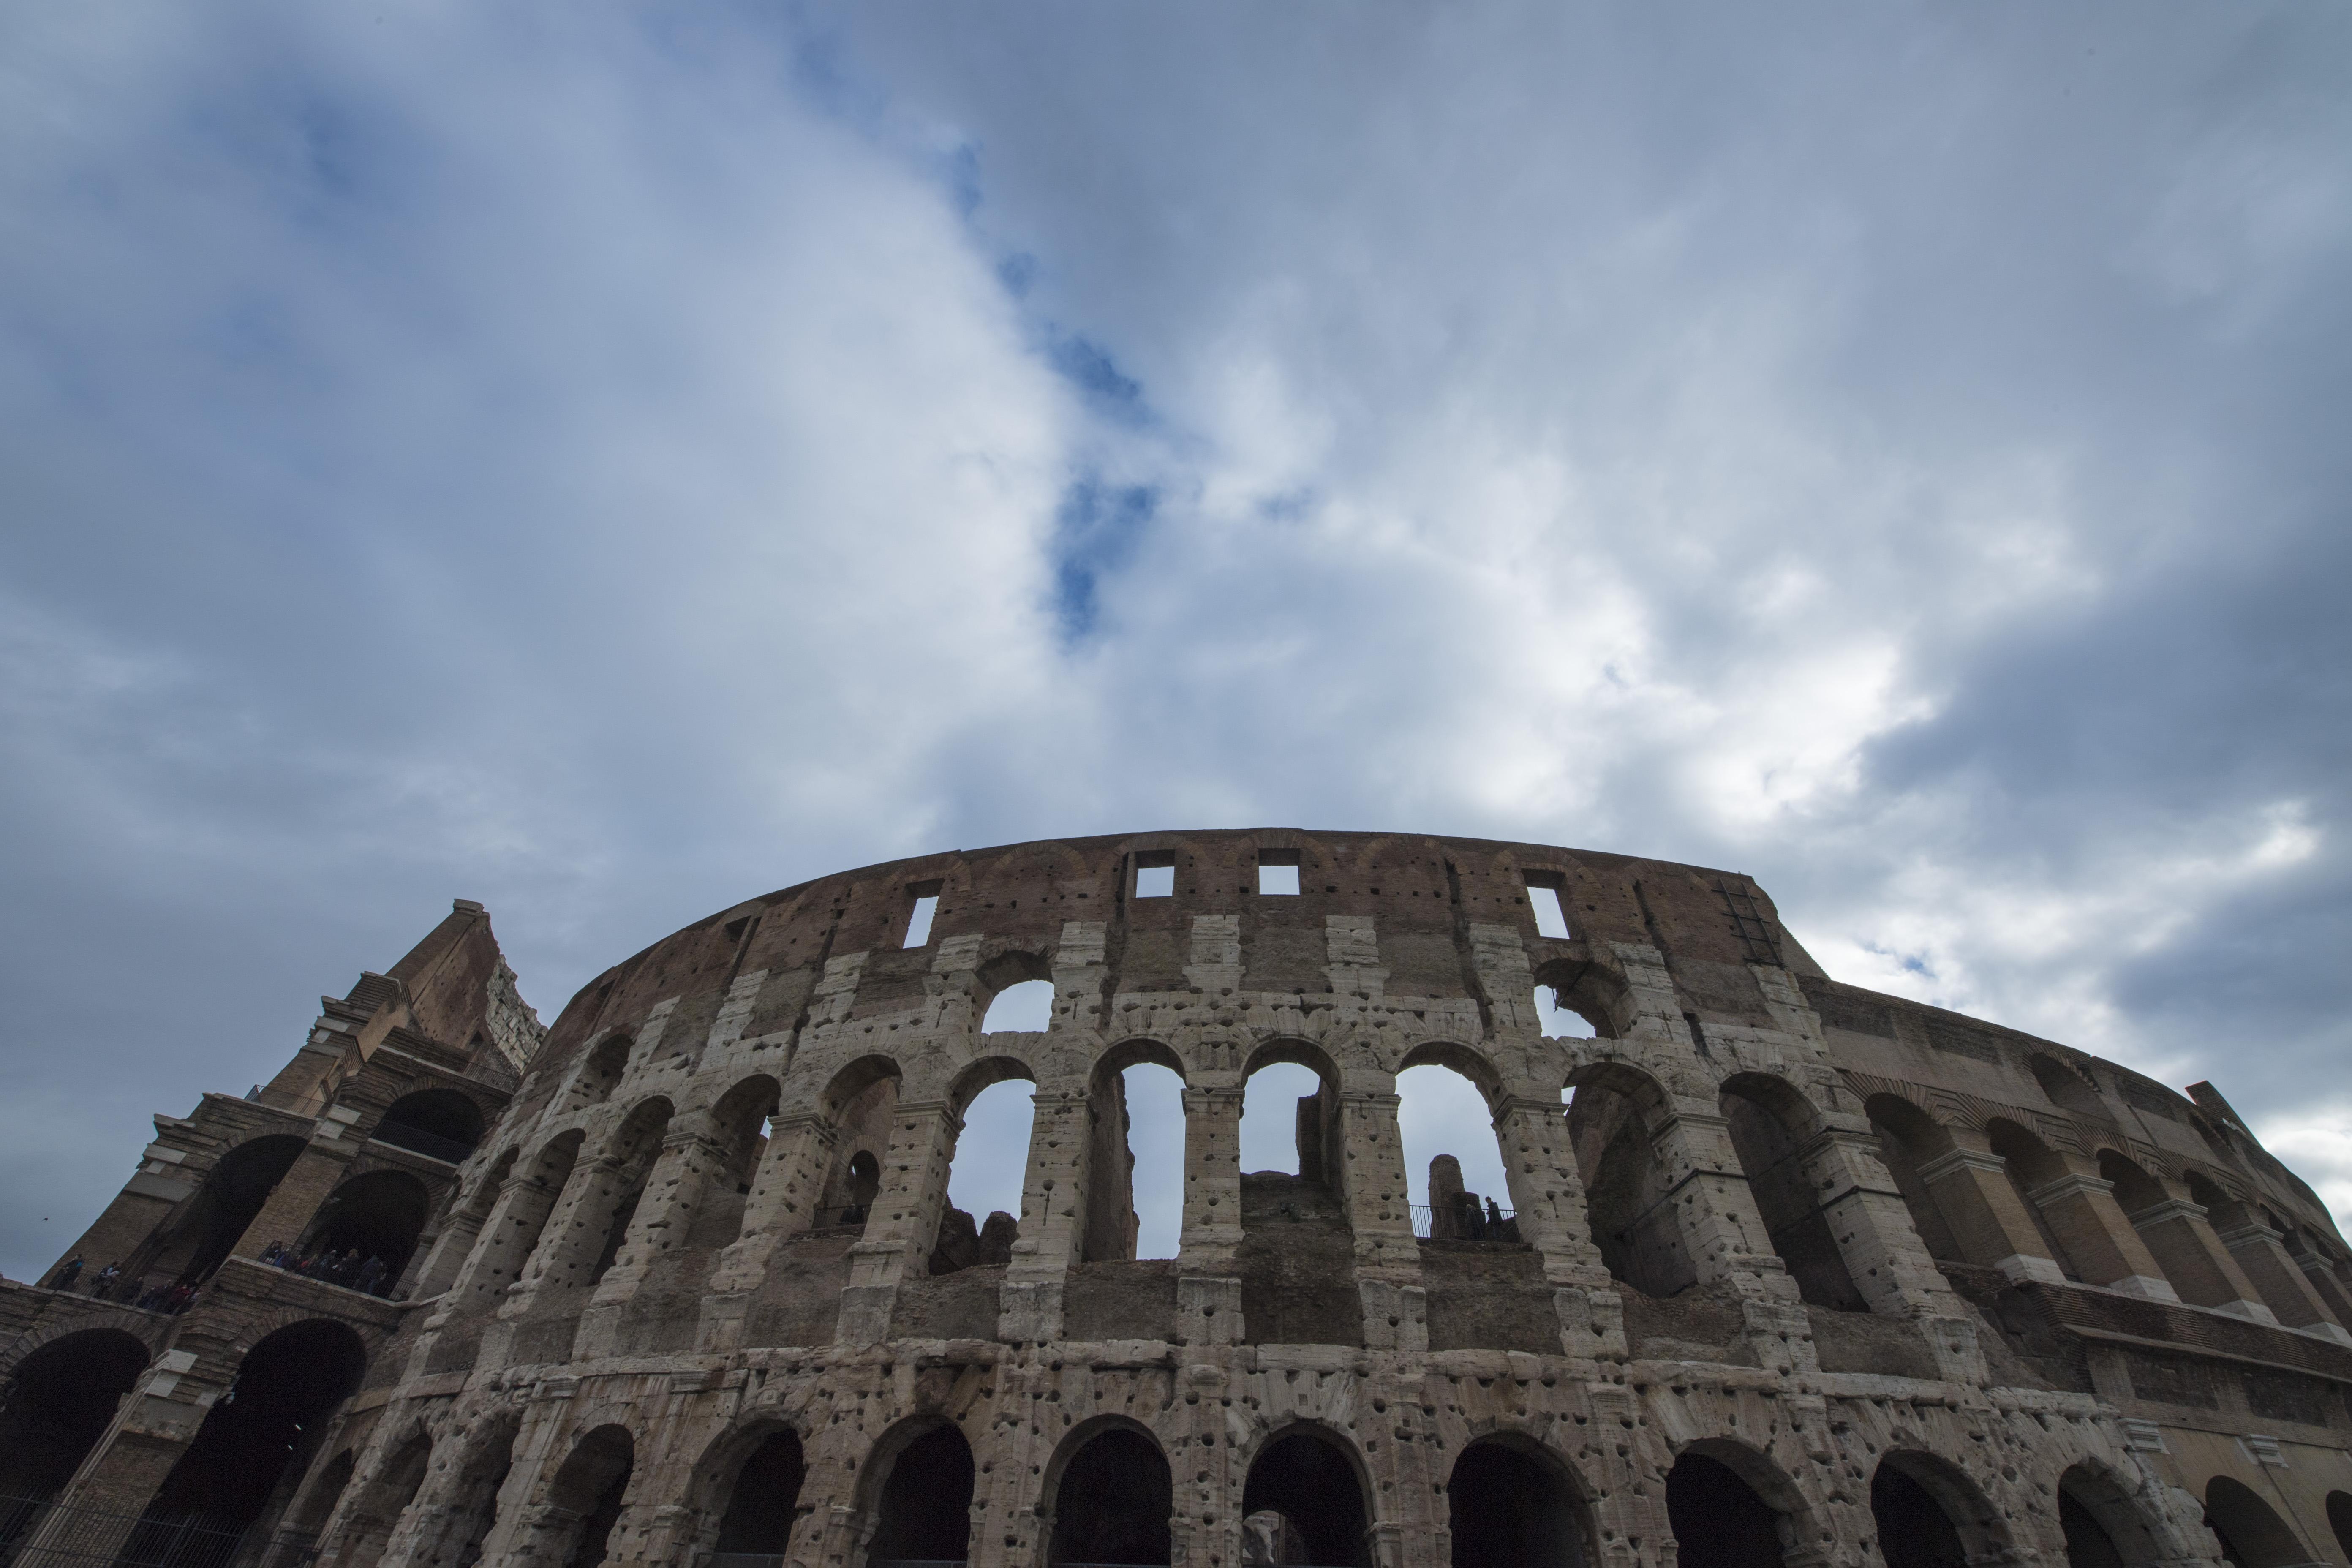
4, 2, 2348, 1281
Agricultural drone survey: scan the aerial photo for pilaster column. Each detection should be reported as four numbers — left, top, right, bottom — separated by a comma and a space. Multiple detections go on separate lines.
1646, 1103, 1799, 1299
470, 1396, 576, 1568
1335, 1083, 1425, 1353
499, 1156, 627, 1317
574, 1124, 731, 1358
408, 1203, 488, 1301
834, 1099, 959, 1346
1793, 1124, 1961, 1314
1912, 1142, 2066, 1285
2215, 1220, 2352, 1342
2125, 1195, 2274, 1320
1175, 1078, 1244, 1346
2025, 1170, 2178, 1299
1000, 1087, 1089, 1343
699, 1112, 838, 1350
1491, 1094, 1625, 1359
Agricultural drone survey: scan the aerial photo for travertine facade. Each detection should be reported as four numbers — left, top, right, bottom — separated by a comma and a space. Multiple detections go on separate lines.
7, 832, 2352, 1568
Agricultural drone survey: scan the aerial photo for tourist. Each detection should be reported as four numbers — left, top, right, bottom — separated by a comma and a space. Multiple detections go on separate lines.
47, 1256, 84, 1291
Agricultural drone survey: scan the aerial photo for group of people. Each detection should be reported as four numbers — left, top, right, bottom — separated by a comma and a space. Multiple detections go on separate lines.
258, 1241, 393, 1297
42, 1256, 198, 1313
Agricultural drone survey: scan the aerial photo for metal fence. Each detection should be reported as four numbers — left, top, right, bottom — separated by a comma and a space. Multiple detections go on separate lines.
1408, 1202, 1519, 1241
0, 1497, 247, 1568
370, 1122, 479, 1164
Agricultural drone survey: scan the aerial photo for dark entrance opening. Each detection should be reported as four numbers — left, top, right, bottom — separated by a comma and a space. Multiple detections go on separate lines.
2060, 1492, 2126, 1568
139, 1136, 306, 1287
1240, 1429, 1368, 1568
1050, 1427, 1170, 1566
373, 1091, 485, 1164
139, 1320, 367, 1540
1666, 1452, 1784, 1568
713, 1430, 804, 1563
867, 1424, 974, 1565
549, 1426, 632, 1568
2326, 1493, 2352, 1565
0, 1330, 151, 1503
2204, 1477, 2308, 1568
1871, 1463, 1966, 1568
299, 1171, 433, 1286
1447, 1438, 1587, 1567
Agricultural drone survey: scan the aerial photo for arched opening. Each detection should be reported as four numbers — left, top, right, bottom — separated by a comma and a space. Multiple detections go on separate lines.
0, 1330, 152, 1507
701, 1077, 782, 1251
547, 1425, 632, 1568
1239, 1045, 1358, 1344
1239, 1045, 1340, 1190
461, 1132, 581, 1306
1870, 1453, 2004, 1568
1984, 1121, 2082, 1281
1447, 1435, 1590, 1567
292, 1170, 432, 1293
1720, 1075, 1866, 1311
2031, 1056, 2108, 1119
981, 980, 1055, 1034
866, 1423, 974, 1565
131, 1135, 307, 1288
1241, 1427, 1369, 1568
2057, 1465, 2162, 1568
1048, 1424, 1170, 1566
2325, 1492, 2352, 1563
286, 1449, 357, 1547
1666, 1449, 1787, 1568
1863, 1095, 1968, 1266
139, 1320, 368, 1539
2204, 1476, 2310, 1568
1531, 961, 1622, 1043
1083, 1044, 1187, 1263
1396, 1048, 1515, 1244
813, 1059, 900, 1231
578, 1100, 672, 1290
411, 1146, 518, 1298
326, 1430, 430, 1568
711, 1429, 803, 1566
930, 1061, 1034, 1276
566, 1038, 632, 1112
1565, 1066, 1692, 1298
1533, 988, 1599, 1040
372, 1091, 485, 1163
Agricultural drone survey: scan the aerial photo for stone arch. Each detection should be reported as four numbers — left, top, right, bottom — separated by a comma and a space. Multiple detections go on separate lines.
1719, 1071, 1867, 1311
297, 1168, 434, 1287
0, 1327, 152, 1501
127, 1132, 307, 1287
1984, 1118, 2082, 1279
371, 1089, 487, 1162
1085, 1042, 1187, 1263
692, 1417, 806, 1564
326, 1424, 433, 1568
1530, 956, 1625, 1039
140, 1319, 369, 1537
2031, 1055, 2108, 1119
1241, 1037, 1345, 1190
977, 950, 1056, 1036
1040, 1414, 1172, 1567
1396, 1039, 1507, 1105
542, 1423, 634, 1568
1444, 1429, 1594, 1568
565, 1036, 633, 1113
702, 1073, 783, 1250
0, 1311, 166, 1385
1395, 1040, 1516, 1242
1565, 1059, 1692, 1297
1863, 1092, 1972, 1266
1239, 1420, 1374, 1568
2325, 1492, 2352, 1564
2058, 1461, 2169, 1568
1871, 1450, 2009, 1568
813, 1056, 902, 1229
1666, 1438, 1816, 1568
458, 1129, 583, 1307
577, 1097, 674, 1289
418, 1406, 523, 1568
933, 1056, 1038, 1271
291, 1448, 359, 1540
2202, 1475, 2311, 1568
856, 1416, 975, 1566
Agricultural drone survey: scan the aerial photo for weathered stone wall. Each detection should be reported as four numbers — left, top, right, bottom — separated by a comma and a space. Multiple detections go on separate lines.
7, 836, 2352, 1568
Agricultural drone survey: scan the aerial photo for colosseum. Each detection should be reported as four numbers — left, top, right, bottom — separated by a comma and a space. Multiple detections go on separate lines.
6, 830, 2352, 1568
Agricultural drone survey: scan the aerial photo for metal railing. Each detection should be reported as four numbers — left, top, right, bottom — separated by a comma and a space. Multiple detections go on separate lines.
0, 1496, 247, 1568
1410, 1201, 1519, 1242
369, 1122, 479, 1164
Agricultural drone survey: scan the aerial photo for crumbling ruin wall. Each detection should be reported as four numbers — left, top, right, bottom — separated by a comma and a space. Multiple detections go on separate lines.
5, 834, 2351, 1568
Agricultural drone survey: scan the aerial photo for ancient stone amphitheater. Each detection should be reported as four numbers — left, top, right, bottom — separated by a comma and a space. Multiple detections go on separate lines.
7, 831, 2352, 1568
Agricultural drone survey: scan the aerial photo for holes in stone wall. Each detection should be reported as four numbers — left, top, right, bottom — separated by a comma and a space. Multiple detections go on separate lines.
1239, 1063, 1324, 1179
1720, 1078, 1867, 1312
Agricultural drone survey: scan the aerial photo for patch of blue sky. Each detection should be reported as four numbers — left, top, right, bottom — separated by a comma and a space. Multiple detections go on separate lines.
1051, 477, 1157, 642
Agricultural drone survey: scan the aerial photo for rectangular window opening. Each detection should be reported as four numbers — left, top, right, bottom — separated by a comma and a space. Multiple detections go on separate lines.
1133, 853, 1175, 898
1258, 849, 1301, 896
903, 882, 942, 947
1527, 877, 1571, 939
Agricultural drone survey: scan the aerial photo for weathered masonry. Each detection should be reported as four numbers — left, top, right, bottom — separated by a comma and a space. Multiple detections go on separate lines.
6, 832, 2352, 1568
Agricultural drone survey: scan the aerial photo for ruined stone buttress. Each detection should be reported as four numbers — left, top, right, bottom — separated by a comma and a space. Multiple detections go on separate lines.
6, 832, 2351, 1568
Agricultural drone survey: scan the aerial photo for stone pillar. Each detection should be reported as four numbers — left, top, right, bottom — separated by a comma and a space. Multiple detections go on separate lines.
2125, 1195, 2275, 1321
2215, 1220, 2352, 1342
699, 1112, 838, 1350
501, 1155, 628, 1313
1491, 1094, 1627, 1359
1001, 1085, 1089, 1343
1175, 1077, 1245, 1346
1792, 1123, 1963, 1314
1646, 1100, 1816, 1372
1912, 1142, 2066, 1285
574, 1122, 731, 1358
2025, 1169, 2178, 1300
835, 1099, 959, 1347
1334, 1081, 1426, 1353
408, 1202, 489, 1301
469, 1396, 577, 1568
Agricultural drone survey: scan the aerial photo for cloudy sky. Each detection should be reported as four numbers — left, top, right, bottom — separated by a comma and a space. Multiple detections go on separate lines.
3, 1, 2348, 1279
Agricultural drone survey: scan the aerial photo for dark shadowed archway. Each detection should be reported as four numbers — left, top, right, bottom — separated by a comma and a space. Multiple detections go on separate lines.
1049, 1424, 1170, 1566
711, 1429, 804, 1564
1241, 1426, 1370, 1568
1666, 1450, 1787, 1568
0, 1329, 151, 1504
2057, 1464, 2164, 1568
548, 1425, 633, 1568
373, 1091, 485, 1163
137, 1135, 306, 1285
1447, 1435, 1590, 1567
140, 1320, 368, 1537
2203, 1477, 2309, 1568
866, 1423, 974, 1565
299, 1170, 433, 1284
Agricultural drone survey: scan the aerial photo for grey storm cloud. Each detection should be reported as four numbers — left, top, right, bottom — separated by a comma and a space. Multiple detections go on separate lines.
1, 0, 2347, 1277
